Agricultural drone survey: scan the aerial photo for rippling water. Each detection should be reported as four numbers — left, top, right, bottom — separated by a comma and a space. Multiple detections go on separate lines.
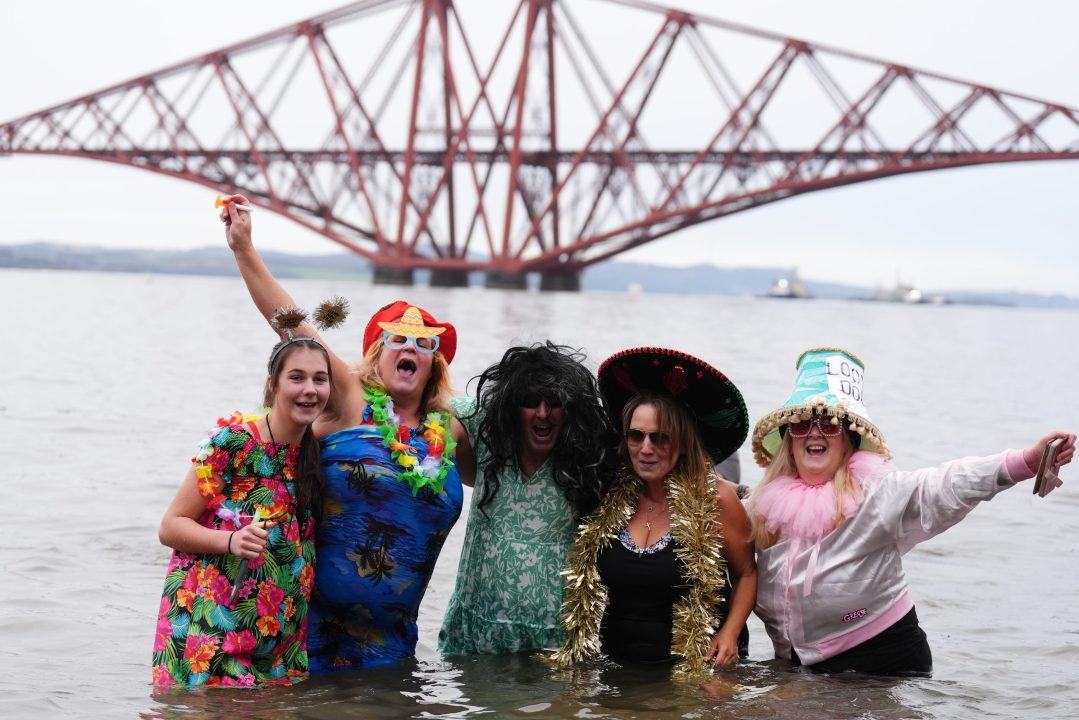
2, 268, 1077, 719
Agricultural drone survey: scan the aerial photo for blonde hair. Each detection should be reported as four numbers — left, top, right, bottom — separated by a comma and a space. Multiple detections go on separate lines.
351, 340, 455, 416
620, 393, 712, 483
749, 430, 860, 549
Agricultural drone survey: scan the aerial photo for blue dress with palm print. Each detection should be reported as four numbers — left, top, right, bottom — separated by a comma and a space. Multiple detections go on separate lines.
306, 407, 462, 671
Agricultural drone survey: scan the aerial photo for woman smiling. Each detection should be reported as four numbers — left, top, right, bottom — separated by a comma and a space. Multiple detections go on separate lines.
748, 347, 1075, 675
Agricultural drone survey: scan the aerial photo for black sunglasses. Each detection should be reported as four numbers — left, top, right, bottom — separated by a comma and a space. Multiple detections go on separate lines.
625, 429, 672, 449
520, 391, 564, 409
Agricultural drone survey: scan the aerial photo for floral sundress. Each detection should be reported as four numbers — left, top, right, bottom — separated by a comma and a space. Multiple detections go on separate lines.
151, 412, 316, 688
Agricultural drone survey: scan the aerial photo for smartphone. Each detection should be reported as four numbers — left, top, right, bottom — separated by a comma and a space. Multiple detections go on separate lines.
1033, 438, 1065, 498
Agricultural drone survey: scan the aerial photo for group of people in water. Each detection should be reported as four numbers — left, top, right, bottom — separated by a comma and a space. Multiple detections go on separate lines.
150, 195, 1076, 689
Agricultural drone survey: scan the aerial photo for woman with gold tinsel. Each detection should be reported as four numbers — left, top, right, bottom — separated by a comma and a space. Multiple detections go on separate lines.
553, 347, 757, 674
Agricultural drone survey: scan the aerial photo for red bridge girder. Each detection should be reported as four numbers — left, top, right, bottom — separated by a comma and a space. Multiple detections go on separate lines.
3, 0, 1078, 279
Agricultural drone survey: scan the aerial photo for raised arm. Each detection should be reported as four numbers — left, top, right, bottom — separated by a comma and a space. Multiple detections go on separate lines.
220, 194, 358, 409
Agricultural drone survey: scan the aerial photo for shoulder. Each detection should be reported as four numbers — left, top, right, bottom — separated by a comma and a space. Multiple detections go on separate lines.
202, 410, 263, 447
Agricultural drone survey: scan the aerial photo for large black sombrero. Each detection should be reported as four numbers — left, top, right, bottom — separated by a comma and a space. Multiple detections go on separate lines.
598, 347, 749, 464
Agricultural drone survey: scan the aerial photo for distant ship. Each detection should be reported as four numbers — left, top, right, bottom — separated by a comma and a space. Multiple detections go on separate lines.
766, 268, 811, 299
864, 281, 949, 305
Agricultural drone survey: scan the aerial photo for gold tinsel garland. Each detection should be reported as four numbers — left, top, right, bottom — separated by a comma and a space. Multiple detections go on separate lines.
551, 467, 727, 676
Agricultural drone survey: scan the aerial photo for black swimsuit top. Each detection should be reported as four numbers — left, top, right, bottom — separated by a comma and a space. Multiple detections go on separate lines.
597, 533, 689, 663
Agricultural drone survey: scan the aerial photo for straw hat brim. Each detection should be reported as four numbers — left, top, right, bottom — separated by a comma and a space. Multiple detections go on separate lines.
751, 397, 890, 468
377, 320, 445, 338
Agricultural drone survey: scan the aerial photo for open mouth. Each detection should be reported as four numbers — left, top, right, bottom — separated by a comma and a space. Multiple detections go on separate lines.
531, 424, 554, 440
805, 442, 828, 457
396, 357, 417, 376
296, 400, 318, 410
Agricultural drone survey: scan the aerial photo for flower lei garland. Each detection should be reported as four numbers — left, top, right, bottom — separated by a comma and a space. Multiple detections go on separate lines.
191, 408, 298, 526
552, 467, 727, 676
192, 408, 270, 498
363, 385, 456, 496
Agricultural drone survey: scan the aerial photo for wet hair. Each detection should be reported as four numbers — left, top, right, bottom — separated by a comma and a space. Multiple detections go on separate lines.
468, 342, 619, 519
747, 430, 860, 549
263, 338, 331, 534
352, 339, 454, 415
619, 393, 712, 484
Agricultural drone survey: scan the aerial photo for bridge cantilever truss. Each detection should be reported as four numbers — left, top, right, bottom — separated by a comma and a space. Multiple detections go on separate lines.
3, 0, 1079, 288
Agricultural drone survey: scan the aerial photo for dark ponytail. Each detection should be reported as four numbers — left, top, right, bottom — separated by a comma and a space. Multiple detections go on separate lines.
295, 424, 325, 535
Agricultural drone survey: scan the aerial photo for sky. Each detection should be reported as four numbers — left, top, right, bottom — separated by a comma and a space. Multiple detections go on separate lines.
1, 0, 1078, 295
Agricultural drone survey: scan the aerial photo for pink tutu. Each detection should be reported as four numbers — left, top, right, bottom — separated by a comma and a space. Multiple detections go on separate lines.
750, 451, 894, 543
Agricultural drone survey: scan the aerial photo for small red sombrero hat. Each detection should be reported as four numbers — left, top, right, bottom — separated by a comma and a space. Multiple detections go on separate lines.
598, 347, 748, 464
362, 300, 457, 364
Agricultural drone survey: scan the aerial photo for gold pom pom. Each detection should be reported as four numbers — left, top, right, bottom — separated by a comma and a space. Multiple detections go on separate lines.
313, 296, 350, 330
271, 306, 308, 338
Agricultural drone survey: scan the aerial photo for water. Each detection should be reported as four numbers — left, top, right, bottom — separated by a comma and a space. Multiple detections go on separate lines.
2, 267, 1077, 719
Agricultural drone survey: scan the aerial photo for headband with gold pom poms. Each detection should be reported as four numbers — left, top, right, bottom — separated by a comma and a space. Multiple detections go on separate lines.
267, 306, 318, 372
312, 296, 350, 331
270, 306, 309, 339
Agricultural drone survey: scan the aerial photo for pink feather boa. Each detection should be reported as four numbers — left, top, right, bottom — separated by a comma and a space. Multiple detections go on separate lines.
750, 450, 895, 544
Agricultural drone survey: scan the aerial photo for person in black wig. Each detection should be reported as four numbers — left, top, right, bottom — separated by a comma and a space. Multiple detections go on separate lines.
439, 342, 619, 655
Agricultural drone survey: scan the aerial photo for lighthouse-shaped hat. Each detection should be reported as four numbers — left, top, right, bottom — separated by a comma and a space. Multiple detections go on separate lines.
751, 347, 890, 467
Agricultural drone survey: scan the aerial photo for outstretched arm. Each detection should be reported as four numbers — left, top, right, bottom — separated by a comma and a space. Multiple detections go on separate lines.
887, 430, 1076, 551
220, 194, 358, 409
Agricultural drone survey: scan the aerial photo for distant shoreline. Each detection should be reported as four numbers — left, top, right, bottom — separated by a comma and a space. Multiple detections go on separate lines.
3, 242, 1076, 309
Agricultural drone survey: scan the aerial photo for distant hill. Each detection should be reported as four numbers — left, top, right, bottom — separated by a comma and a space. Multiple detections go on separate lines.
2, 242, 1076, 309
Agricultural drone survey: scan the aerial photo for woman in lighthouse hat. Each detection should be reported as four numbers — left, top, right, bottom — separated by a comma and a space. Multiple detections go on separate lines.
747, 347, 1075, 675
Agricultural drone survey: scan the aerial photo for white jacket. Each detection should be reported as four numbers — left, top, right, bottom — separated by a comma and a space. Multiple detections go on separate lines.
754, 451, 1030, 665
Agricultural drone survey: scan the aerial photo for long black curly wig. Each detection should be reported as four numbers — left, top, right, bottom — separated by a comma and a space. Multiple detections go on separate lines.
467, 342, 619, 520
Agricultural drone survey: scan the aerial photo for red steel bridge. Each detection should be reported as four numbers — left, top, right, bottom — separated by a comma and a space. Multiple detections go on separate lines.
3, 0, 1079, 289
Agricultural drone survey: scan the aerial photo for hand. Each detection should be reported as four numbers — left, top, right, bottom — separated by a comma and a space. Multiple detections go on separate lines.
219, 193, 253, 251
229, 520, 277, 559
1022, 432, 1076, 475
706, 628, 740, 668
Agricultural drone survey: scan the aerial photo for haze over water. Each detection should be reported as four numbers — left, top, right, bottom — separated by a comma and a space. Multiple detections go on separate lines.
2, 268, 1077, 719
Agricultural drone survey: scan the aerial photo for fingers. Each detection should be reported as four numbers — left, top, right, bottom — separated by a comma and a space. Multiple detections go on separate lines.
234, 522, 276, 558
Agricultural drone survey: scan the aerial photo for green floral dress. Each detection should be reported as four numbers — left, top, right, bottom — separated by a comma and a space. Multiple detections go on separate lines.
151, 412, 316, 688
438, 399, 577, 655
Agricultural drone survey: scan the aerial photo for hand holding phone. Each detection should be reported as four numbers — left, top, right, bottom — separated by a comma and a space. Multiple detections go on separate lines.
1033, 438, 1065, 498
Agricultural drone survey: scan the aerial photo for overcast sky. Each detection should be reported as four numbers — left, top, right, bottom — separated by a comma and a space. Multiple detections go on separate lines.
2, 1, 1077, 294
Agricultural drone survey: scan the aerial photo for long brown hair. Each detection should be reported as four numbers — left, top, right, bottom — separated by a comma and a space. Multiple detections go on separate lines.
620, 393, 712, 482
352, 339, 454, 415
748, 430, 860, 549
263, 339, 330, 534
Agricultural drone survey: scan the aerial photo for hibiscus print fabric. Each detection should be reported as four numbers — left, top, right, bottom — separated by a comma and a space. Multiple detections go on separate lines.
152, 415, 316, 688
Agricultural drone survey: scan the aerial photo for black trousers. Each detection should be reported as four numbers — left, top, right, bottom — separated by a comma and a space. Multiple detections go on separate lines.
793, 606, 933, 676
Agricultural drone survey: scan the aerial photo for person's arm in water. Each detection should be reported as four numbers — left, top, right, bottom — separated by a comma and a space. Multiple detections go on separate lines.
220, 194, 359, 414
158, 464, 275, 559
707, 481, 757, 668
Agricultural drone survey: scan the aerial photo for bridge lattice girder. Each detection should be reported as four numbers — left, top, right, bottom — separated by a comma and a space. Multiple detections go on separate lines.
3, 0, 1079, 275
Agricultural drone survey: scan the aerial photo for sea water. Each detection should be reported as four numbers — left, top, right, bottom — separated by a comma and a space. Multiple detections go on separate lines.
1, 268, 1077, 719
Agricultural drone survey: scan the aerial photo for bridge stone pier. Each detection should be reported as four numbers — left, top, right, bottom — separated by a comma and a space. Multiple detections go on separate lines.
372, 266, 414, 286
428, 269, 470, 288
484, 271, 528, 290
539, 271, 581, 292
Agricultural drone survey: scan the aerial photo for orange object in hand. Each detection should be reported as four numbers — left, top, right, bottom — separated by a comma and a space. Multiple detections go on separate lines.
215, 194, 253, 212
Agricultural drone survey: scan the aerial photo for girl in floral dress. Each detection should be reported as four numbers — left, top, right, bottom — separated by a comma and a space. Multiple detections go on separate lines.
152, 332, 332, 688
